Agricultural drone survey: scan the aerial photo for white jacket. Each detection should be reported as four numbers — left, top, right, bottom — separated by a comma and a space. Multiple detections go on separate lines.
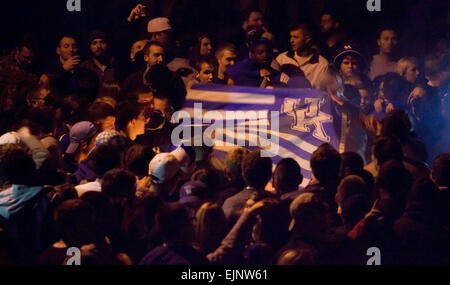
275, 50, 329, 89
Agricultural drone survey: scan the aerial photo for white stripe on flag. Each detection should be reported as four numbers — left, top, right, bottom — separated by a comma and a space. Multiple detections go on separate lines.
187, 89, 275, 105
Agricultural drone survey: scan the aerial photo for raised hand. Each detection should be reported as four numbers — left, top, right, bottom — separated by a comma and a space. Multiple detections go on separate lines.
127, 4, 147, 22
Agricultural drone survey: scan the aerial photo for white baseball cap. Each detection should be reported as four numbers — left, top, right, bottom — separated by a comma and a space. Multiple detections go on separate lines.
0, 132, 21, 145
147, 17, 173, 33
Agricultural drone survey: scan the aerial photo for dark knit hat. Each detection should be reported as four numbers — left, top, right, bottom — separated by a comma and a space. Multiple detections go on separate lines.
88, 30, 108, 45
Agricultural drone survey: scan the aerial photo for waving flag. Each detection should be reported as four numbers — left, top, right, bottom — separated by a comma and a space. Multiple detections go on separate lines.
174, 84, 341, 187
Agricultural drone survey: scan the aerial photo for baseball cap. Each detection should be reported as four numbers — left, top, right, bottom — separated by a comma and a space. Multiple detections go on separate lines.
332, 42, 366, 69
178, 180, 207, 205
66, 121, 97, 154
288, 193, 327, 231
148, 153, 181, 184
170, 145, 196, 174
147, 17, 173, 33
0, 132, 21, 145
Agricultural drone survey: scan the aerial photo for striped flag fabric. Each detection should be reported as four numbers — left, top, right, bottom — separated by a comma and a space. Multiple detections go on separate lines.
173, 84, 341, 187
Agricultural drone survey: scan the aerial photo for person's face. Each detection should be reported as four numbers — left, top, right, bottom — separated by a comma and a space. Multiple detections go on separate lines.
247, 12, 264, 30
29, 88, 49, 108
152, 32, 170, 48
16, 46, 33, 67
197, 62, 214, 83
251, 44, 272, 65
320, 14, 336, 33
426, 72, 447, 88
144, 45, 165, 67
90, 38, 108, 58
217, 50, 236, 71
57, 37, 79, 60
409, 86, 428, 118
290, 29, 308, 52
99, 116, 116, 132
200, 37, 212, 56
153, 97, 173, 120
137, 92, 154, 108
359, 89, 371, 110
377, 30, 398, 55
404, 62, 421, 84
340, 55, 360, 78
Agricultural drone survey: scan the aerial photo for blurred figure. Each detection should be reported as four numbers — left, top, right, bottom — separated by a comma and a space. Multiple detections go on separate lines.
276, 23, 328, 89
0, 147, 50, 264
273, 158, 303, 202
41, 34, 98, 101
335, 175, 372, 232
373, 73, 412, 118
81, 30, 117, 84
397, 57, 422, 85
276, 193, 329, 265
187, 57, 216, 89
214, 43, 237, 84
139, 203, 209, 265
122, 41, 165, 95
0, 35, 39, 106
189, 33, 214, 68
194, 202, 227, 256
369, 28, 399, 80
222, 149, 273, 223
319, 11, 348, 60
226, 37, 280, 87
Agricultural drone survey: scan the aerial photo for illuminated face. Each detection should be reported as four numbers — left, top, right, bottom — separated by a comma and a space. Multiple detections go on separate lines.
144, 45, 165, 67
340, 55, 360, 78
251, 44, 272, 65
377, 30, 398, 55
217, 49, 236, 72
378, 81, 386, 100
200, 37, 212, 56
320, 14, 335, 33
57, 37, 79, 60
197, 62, 214, 83
404, 63, 421, 84
16, 46, 33, 67
290, 29, 308, 52
247, 12, 264, 30
130, 111, 147, 139
90, 38, 108, 58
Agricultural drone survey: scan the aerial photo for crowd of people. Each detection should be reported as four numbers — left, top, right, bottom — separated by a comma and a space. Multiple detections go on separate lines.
0, 1, 449, 265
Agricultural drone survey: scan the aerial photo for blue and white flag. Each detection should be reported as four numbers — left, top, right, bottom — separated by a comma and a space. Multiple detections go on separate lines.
173, 84, 340, 187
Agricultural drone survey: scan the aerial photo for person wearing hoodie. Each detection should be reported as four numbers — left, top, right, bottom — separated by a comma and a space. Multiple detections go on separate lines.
0, 145, 51, 264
